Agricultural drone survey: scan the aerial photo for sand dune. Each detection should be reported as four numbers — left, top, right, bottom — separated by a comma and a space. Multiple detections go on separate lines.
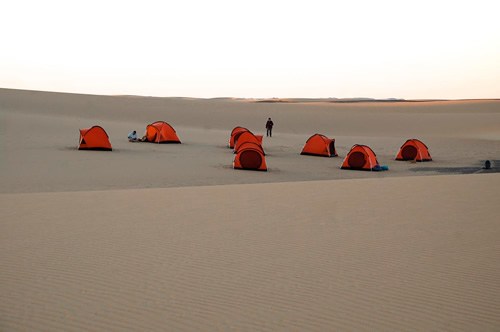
1, 88, 499, 193
1, 175, 500, 331
1, 88, 500, 330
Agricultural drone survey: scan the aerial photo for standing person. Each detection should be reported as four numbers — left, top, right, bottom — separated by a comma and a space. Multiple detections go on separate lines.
266, 117, 274, 137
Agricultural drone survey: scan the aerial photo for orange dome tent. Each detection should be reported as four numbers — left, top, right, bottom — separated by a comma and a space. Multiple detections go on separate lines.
233, 144, 267, 171
341, 144, 380, 171
396, 139, 432, 161
233, 131, 264, 154
300, 134, 338, 157
145, 121, 181, 143
229, 126, 250, 148
235, 141, 265, 156
78, 126, 112, 151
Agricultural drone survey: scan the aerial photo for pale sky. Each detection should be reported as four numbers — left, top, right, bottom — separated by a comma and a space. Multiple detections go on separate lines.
1, 0, 499, 99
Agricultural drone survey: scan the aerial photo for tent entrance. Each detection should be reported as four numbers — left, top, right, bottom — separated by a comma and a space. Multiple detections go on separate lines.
348, 152, 366, 168
239, 150, 262, 169
329, 141, 336, 156
402, 145, 418, 160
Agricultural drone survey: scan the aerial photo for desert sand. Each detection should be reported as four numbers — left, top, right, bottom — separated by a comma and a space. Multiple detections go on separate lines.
1, 88, 500, 330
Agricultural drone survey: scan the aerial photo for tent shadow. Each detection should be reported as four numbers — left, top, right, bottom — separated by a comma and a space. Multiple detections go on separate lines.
410, 166, 500, 175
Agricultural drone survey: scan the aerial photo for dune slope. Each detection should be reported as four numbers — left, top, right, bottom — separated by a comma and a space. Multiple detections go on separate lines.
1, 174, 500, 331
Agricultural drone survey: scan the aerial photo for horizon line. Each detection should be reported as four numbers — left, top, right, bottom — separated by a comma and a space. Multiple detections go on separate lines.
1, 87, 499, 103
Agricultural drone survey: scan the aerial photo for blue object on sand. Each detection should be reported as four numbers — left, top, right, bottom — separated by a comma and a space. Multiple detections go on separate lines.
373, 165, 389, 171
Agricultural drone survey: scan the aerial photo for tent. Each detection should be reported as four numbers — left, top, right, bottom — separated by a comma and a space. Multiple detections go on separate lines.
78, 126, 112, 150
396, 139, 432, 161
229, 126, 250, 148
233, 131, 264, 154
145, 121, 181, 143
235, 141, 265, 156
300, 134, 338, 157
341, 144, 380, 171
233, 144, 267, 171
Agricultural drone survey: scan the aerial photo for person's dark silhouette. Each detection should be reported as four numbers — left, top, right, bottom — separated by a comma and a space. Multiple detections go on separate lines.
266, 118, 274, 137
484, 160, 491, 169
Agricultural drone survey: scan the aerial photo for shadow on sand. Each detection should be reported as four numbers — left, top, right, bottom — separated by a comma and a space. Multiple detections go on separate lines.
411, 160, 500, 175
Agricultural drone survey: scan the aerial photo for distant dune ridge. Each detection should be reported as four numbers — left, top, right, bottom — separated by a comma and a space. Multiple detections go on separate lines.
254, 97, 500, 103
1, 88, 500, 331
